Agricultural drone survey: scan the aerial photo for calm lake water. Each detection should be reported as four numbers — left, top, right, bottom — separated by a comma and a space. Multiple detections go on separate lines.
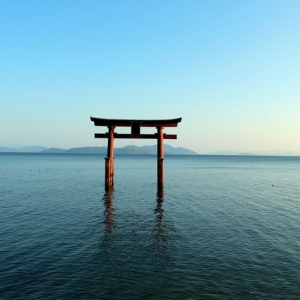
1, 153, 300, 299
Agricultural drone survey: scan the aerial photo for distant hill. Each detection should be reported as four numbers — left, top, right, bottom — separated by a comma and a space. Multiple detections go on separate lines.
40, 145, 198, 155
0, 146, 48, 153
206, 150, 300, 156
2, 146, 299, 156
40, 147, 66, 153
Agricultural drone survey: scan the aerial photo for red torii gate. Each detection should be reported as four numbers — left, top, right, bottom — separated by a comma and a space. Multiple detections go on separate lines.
90, 117, 182, 189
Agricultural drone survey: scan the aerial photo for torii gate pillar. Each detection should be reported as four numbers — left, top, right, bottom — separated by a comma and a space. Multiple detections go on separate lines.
157, 126, 164, 188
105, 126, 115, 188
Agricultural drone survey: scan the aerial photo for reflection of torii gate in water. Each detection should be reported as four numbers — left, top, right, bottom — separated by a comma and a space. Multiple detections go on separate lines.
90, 117, 182, 189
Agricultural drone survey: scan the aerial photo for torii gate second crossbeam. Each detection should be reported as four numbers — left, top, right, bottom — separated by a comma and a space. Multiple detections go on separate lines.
90, 117, 182, 189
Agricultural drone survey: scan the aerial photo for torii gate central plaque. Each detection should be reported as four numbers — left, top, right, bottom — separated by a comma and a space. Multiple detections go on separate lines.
90, 117, 182, 189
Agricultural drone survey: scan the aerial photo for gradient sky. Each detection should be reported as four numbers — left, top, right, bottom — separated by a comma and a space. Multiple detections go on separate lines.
1, 0, 299, 153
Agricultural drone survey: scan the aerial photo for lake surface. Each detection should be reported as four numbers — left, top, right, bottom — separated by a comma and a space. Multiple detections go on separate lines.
1, 153, 300, 299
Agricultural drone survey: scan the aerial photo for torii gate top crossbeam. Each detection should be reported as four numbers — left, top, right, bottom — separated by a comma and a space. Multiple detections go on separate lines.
90, 117, 182, 127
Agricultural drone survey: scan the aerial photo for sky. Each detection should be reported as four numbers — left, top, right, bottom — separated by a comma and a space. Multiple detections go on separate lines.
1, 0, 300, 153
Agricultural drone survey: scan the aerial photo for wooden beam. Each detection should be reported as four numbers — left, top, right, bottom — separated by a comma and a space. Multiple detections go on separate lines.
91, 117, 182, 127
95, 133, 177, 139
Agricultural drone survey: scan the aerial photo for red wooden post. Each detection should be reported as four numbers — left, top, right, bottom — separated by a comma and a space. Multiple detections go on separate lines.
157, 126, 164, 189
105, 126, 115, 188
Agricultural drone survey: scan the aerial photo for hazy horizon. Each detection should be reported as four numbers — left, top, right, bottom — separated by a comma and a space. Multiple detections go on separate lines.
1, 1, 299, 153
1, 144, 300, 156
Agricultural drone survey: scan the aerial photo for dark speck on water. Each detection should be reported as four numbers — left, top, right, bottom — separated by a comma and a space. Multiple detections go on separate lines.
1, 153, 300, 299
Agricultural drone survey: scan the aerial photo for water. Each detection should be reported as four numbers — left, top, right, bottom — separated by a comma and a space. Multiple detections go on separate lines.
1, 153, 300, 299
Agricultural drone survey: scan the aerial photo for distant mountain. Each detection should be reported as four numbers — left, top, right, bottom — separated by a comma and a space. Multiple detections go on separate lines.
0, 147, 18, 152
206, 150, 300, 156
0, 146, 48, 153
2, 145, 299, 156
40, 145, 198, 155
66, 147, 107, 154
19, 146, 48, 152
40, 147, 66, 153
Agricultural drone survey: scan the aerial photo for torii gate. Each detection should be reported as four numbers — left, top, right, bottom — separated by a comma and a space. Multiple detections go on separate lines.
90, 117, 182, 189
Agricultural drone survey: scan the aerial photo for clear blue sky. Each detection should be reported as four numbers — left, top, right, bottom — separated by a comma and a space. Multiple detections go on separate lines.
1, 0, 299, 153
